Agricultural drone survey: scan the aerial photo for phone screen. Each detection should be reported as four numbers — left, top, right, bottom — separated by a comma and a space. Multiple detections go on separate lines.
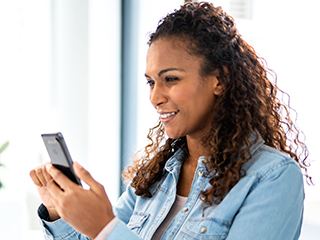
42, 133, 82, 186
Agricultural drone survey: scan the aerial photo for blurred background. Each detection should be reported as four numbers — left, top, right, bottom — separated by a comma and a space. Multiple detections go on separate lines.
0, 0, 319, 239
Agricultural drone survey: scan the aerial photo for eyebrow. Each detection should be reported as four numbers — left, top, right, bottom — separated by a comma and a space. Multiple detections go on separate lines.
145, 68, 185, 78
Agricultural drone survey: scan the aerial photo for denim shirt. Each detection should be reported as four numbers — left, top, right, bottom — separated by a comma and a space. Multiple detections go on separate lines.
39, 136, 304, 240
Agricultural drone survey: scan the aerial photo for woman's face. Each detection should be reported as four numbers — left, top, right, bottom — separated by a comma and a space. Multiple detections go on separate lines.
145, 38, 221, 140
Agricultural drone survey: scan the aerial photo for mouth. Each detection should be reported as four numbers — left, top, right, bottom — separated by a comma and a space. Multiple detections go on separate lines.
159, 110, 179, 119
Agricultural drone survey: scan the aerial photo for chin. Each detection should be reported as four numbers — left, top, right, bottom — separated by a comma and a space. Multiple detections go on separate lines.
164, 129, 183, 140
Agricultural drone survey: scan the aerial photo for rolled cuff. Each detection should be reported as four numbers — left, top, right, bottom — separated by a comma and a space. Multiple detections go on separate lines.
38, 204, 78, 239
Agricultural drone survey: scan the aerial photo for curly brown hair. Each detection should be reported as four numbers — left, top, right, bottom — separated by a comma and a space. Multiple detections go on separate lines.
123, 2, 311, 205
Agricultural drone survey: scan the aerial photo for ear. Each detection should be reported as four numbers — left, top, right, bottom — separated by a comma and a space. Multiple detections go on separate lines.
211, 66, 228, 96
212, 76, 223, 96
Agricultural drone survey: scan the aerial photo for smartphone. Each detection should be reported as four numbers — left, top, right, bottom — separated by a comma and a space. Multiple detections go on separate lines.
41, 132, 82, 186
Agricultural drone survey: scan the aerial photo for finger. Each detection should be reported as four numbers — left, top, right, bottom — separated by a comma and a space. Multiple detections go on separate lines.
46, 178, 64, 199
35, 166, 48, 186
73, 162, 103, 194
46, 164, 77, 191
46, 179, 65, 217
42, 163, 53, 183
30, 169, 42, 187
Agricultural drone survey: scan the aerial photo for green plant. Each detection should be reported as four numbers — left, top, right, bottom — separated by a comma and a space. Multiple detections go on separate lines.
0, 141, 9, 189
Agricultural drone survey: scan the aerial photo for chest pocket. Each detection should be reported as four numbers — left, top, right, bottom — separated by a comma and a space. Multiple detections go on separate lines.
181, 218, 231, 239
127, 212, 150, 235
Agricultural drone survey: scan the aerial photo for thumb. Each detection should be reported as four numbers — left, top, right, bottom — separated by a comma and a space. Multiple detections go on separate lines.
74, 162, 102, 193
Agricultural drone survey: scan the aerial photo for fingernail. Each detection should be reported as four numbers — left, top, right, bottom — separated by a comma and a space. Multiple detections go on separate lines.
45, 164, 50, 171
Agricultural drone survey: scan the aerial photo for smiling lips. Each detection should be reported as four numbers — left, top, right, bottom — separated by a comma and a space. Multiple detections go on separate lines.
159, 110, 179, 121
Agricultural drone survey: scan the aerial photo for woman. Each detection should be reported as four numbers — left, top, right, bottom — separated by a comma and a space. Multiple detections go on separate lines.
30, 2, 311, 239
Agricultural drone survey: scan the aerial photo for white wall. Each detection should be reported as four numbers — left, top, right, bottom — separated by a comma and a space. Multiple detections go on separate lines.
0, 0, 121, 238
87, 0, 121, 205
0, 0, 53, 236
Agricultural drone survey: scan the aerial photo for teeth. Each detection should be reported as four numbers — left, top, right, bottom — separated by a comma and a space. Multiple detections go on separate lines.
160, 111, 177, 119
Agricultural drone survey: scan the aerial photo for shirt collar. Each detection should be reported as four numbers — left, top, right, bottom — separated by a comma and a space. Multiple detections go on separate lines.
164, 146, 186, 173
245, 132, 265, 155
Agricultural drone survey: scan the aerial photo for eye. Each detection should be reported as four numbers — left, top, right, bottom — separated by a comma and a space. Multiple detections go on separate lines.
146, 80, 155, 87
165, 76, 179, 82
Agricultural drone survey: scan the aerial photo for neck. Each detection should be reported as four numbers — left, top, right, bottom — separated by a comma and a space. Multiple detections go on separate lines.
185, 135, 211, 164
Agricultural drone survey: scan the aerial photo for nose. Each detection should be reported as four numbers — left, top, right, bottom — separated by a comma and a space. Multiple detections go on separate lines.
150, 83, 167, 109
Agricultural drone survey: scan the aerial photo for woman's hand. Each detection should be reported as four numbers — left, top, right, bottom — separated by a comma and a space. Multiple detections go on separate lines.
45, 162, 115, 239
30, 162, 60, 221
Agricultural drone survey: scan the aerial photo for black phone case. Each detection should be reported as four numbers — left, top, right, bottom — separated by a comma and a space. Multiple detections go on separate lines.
41, 132, 82, 186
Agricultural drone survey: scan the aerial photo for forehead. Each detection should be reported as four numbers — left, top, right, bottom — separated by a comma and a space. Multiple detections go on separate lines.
146, 38, 202, 73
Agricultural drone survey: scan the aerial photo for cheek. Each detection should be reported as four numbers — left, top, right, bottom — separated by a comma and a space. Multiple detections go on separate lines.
170, 87, 192, 105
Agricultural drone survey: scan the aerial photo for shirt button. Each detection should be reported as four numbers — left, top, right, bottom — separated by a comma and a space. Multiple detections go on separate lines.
182, 207, 188, 212
201, 158, 207, 163
200, 226, 207, 234
198, 171, 204, 177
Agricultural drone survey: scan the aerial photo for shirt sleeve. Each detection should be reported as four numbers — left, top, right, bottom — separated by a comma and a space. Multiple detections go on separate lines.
226, 162, 304, 240
38, 204, 90, 240
94, 218, 143, 240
